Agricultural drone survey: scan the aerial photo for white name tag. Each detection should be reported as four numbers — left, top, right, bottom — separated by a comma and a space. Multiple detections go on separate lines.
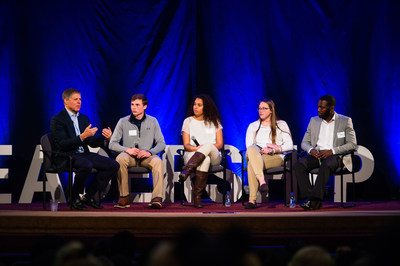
129, 130, 137, 136
337, 132, 345, 138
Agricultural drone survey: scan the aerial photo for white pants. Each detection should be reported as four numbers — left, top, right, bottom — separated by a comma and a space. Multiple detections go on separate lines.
183, 143, 221, 172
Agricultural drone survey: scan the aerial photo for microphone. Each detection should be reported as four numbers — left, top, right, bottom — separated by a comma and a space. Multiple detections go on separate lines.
191, 136, 200, 146
134, 143, 142, 164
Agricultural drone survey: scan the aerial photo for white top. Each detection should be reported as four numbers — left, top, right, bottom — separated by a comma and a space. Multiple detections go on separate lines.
315, 113, 336, 154
181, 117, 223, 146
245, 120, 293, 152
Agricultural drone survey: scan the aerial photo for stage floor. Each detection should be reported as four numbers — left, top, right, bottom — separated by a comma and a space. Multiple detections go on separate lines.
1, 201, 400, 254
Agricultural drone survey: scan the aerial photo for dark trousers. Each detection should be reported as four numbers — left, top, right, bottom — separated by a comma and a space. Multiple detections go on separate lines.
71, 152, 119, 200
295, 154, 340, 201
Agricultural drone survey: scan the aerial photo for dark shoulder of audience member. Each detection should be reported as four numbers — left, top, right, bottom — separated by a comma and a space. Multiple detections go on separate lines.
30, 234, 66, 266
288, 245, 335, 266
93, 230, 136, 266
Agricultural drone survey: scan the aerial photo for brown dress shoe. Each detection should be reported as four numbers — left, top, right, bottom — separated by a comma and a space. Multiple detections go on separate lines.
149, 197, 163, 209
114, 195, 131, 208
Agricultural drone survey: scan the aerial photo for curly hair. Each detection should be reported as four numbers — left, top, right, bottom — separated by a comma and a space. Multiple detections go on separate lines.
187, 94, 222, 128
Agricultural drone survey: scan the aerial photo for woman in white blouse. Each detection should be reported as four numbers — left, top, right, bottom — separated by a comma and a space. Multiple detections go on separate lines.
179, 94, 223, 208
244, 99, 293, 209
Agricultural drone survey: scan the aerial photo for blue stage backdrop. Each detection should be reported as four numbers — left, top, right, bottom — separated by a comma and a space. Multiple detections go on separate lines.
0, 0, 399, 201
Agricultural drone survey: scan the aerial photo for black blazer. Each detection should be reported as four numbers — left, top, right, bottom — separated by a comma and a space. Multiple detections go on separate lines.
50, 108, 105, 168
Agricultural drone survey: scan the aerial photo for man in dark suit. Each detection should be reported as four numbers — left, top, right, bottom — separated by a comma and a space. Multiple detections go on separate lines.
50, 88, 119, 210
295, 95, 357, 210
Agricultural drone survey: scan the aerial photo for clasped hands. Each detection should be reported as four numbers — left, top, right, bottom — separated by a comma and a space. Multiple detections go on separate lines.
125, 147, 151, 159
260, 144, 282, 155
310, 149, 333, 159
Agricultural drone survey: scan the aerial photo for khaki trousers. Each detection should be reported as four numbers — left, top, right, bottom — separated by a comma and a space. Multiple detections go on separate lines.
246, 145, 283, 202
183, 143, 221, 172
115, 152, 164, 200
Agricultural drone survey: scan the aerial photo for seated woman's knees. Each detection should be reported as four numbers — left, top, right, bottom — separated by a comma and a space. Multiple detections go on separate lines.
247, 145, 260, 154
202, 143, 214, 149
202, 156, 211, 166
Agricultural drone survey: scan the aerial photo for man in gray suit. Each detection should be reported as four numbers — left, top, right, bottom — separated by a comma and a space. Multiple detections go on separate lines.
295, 95, 357, 210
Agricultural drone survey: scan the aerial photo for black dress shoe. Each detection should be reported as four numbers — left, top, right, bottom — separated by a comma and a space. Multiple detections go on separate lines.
311, 200, 323, 210
300, 200, 311, 210
70, 199, 88, 210
259, 184, 269, 193
244, 202, 257, 209
82, 195, 104, 209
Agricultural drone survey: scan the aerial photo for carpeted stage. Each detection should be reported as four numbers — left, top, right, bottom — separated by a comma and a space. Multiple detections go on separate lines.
1, 201, 400, 256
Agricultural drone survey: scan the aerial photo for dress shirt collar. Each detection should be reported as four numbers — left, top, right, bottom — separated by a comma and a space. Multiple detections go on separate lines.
322, 112, 337, 124
65, 107, 80, 119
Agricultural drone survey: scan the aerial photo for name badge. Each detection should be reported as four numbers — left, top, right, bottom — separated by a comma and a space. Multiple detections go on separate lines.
337, 132, 345, 138
129, 130, 137, 136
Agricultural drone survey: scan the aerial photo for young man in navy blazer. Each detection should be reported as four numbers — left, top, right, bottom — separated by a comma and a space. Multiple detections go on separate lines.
295, 95, 357, 210
50, 88, 119, 210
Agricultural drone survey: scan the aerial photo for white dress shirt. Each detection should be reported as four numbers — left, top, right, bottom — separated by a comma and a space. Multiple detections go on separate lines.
315, 113, 336, 154
66, 107, 84, 153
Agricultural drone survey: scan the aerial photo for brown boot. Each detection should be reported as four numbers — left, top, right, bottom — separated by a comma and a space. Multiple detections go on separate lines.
193, 171, 209, 208
179, 152, 206, 182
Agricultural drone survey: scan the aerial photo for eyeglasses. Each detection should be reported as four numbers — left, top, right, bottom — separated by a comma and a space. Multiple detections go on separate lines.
257, 107, 270, 111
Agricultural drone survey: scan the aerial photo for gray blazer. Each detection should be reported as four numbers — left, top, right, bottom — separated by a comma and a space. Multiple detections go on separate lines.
301, 113, 357, 170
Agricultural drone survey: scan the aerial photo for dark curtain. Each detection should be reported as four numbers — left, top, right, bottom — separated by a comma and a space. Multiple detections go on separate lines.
1, 0, 399, 201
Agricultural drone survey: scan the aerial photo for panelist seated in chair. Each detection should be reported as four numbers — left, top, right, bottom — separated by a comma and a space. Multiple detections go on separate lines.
244, 99, 293, 209
50, 88, 120, 210
295, 95, 357, 211
109, 94, 166, 209
179, 94, 224, 208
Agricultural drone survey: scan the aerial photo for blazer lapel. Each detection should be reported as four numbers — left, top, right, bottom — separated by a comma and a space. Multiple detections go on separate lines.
62, 109, 77, 138
333, 113, 339, 146
77, 114, 90, 153
313, 117, 322, 147
78, 114, 85, 135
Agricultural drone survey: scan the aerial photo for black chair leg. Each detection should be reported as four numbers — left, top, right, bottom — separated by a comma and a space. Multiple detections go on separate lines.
337, 171, 357, 208
342, 172, 356, 208
241, 171, 245, 206
340, 173, 344, 208
41, 165, 46, 209
222, 171, 227, 206
180, 180, 185, 205
113, 177, 119, 204
283, 171, 287, 207
240, 151, 245, 206
68, 160, 73, 210
352, 172, 356, 205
